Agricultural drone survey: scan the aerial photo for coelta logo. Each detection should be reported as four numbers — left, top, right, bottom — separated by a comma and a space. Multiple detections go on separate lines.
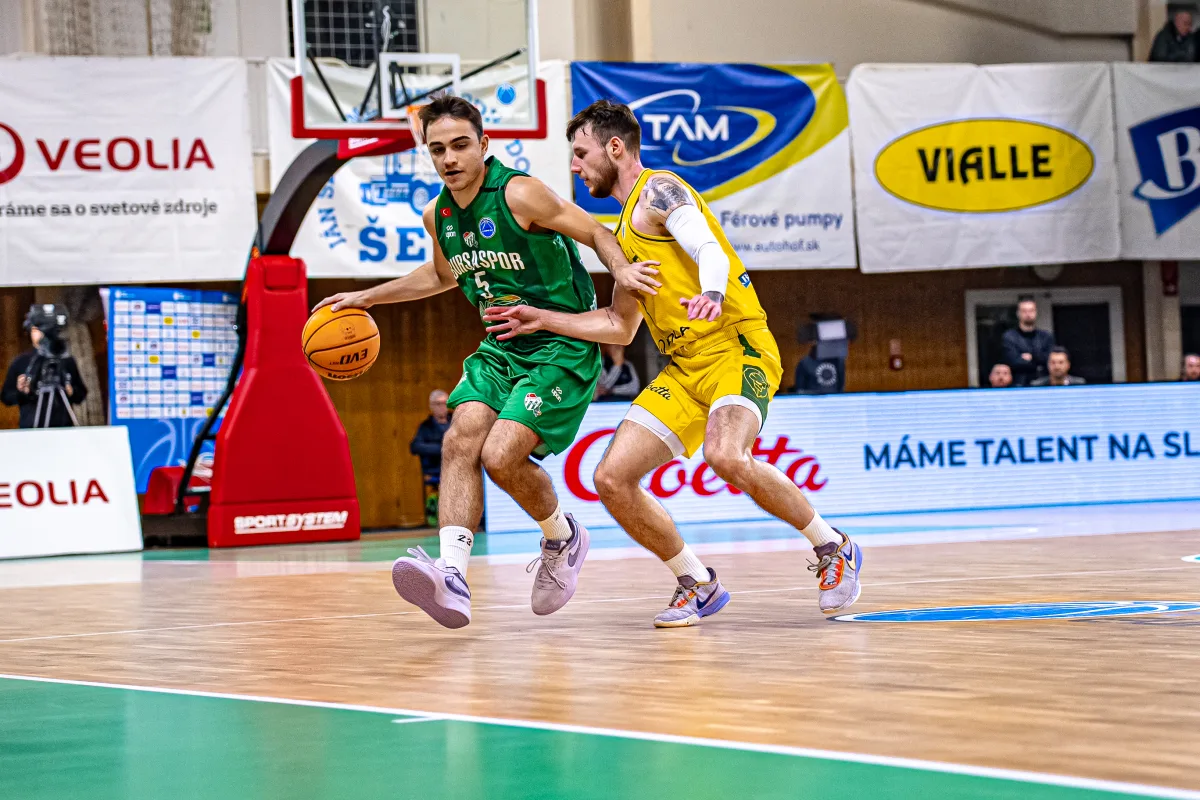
874, 118, 1095, 213
1129, 106, 1200, 235
0, 122, 25, 185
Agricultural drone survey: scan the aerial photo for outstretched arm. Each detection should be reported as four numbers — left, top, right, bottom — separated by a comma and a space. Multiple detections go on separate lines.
483, 284, 643, 346
505, 176, 661, 296
313, 202, 457, 311
640, 174, 731, 323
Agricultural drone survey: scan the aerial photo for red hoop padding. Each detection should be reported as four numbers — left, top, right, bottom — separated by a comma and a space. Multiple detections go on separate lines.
206, 256, 361, 547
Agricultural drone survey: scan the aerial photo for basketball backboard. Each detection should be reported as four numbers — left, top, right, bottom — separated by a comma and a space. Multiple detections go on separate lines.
289, 0, 543, 152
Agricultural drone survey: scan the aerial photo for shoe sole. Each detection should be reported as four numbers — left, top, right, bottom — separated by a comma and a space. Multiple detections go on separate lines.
821, 581, 862, 616
654, 589, 730, 628
531, 525, 591, 616
391, 560, 470, 629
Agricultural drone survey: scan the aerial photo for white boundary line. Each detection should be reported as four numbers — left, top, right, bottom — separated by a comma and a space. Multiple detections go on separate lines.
0, 672, 1197, 800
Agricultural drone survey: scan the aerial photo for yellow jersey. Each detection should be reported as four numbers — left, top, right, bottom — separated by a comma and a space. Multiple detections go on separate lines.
615, 169, 767, 356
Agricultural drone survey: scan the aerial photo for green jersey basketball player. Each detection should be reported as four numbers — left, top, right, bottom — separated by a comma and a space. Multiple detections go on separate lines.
315, 96, 660, 629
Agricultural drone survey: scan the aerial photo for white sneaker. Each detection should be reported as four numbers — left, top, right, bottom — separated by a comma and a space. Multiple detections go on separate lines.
391, 546, 472, 629
527, 514, 590, 616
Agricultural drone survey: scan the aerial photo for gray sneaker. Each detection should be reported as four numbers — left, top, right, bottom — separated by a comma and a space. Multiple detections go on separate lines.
391, 546, 472, 629
653, 568, 731, 628
527, 514, 590, 616
810, 529, 863, 615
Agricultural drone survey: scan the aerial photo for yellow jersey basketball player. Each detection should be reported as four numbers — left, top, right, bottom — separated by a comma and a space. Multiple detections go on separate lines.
484, 100, 862, 627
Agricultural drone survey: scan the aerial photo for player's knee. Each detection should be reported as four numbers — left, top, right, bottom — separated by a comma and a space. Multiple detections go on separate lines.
480, 438, 519, 481
706, 442, 751, 485
443, 424, 485, 466
593, 459, 628, 503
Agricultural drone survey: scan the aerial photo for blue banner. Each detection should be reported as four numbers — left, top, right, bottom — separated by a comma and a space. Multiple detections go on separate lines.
106, 287, 238, 492
569, 62, 856, 267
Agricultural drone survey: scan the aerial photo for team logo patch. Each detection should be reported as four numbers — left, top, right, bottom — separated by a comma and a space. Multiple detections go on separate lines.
479, 217, 497, 238
742, 365, 770, 400
1130, 106, 1200, 236
464, 231, 477, 248
551, 387, 562, 401
524, 393, 543, 416
834, 601, 1200, 623
739, 272, 752, 288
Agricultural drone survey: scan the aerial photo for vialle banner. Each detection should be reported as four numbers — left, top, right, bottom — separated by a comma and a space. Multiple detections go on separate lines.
1114, 64, 1200, 260
266, 60, 571, 278
0, 58, 256, 285
847, 63, 1119, 272
483, 384, 1200, 533
570, 62, 857, 269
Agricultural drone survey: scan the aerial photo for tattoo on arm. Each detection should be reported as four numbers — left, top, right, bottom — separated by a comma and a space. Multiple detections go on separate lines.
643, 176, 693, 217
703, 290, 724, 303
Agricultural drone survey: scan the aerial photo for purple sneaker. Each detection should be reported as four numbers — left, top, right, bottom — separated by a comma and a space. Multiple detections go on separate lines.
653, 568, 730, 628
391, 546, 472, 629
527, 514, 590, 616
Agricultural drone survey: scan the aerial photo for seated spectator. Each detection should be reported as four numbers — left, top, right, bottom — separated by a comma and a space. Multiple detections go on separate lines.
1002, 297, 1055, 386
1031, 347, 1086, 386
1182, 353, 1200, 381
594, 344, 640, 401
411, 389, 451, 482
794, 346, 845, 394
1150, 6, 1197, 62
988, 363, 1013, 388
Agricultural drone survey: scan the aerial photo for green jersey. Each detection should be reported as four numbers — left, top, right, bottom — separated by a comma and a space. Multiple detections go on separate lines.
435, 157, 597, 352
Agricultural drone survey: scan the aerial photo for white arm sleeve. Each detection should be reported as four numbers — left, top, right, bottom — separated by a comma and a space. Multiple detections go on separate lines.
664, 205, 731, 296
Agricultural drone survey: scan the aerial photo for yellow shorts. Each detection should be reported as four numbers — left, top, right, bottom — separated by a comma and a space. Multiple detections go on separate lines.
629, 324, 782, 458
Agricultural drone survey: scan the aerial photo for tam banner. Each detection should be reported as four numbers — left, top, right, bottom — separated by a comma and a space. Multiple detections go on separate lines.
847, 63, 1119, 272
482, 384, 1200, 533
106, 286, 238, 492
570, 62, 856, 269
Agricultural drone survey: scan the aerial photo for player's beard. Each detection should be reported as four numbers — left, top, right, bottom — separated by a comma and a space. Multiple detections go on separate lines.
589, 157, 619, 198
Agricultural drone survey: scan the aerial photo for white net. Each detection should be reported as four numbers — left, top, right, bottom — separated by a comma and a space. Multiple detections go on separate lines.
38, 0, 213, 56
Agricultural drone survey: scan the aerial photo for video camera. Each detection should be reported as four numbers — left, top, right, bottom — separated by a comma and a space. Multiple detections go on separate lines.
22, 303, 78, 427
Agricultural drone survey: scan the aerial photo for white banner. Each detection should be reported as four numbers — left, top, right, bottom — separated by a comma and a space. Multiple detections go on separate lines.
266, 60, 571, 278
483, 384, 1200, 533
847, 63, 1120, 272
0, 57, 256, 285
0, 426, 143, 559
1114, 64, 1200, 260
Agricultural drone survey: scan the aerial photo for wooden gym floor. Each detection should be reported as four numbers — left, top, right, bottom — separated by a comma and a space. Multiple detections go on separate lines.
2, 502, 1200, 799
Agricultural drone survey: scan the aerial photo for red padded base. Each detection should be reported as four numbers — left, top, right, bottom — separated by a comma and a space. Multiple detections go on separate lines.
206, 255, 360, 548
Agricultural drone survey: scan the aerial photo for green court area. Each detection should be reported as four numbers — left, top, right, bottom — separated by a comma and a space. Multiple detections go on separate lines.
0, 677, 1178, 800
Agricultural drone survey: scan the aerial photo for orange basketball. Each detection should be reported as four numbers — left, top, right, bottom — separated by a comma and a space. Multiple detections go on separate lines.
302, 305, 380, 381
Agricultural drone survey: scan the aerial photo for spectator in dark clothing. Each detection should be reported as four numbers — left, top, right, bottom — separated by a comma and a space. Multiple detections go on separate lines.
1032, 347, 1087, 386
794, 347, 845, 394
1002, 298, 1055, 386
410, 389, 451, 481
1150, 8, 1197, 62
1182, 353, 1200, 381
1, 326, 88, 428
988, 363, 1013, 388
594, 344, 640, 401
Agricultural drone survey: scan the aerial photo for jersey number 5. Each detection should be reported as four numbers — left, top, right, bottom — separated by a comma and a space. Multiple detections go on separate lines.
474, 270, 493, 300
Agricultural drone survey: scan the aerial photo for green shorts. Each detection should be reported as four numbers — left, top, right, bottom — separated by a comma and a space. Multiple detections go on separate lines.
448, 334, 601, 458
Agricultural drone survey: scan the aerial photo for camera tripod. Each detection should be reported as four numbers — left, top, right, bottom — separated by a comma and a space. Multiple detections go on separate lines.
27, 358, 78, 428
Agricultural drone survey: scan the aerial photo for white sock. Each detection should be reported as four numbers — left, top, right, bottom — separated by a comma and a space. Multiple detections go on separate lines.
537, 505, 573, 542
664, 544, 710, 585
439, 526, 474, 575
801, 511, 841, 548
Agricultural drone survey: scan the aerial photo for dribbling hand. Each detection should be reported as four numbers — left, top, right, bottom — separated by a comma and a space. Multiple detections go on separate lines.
312, 292, 372, 313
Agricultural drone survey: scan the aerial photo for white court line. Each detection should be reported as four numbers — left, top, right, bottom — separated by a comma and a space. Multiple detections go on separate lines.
391, 716, 443, 725
1, 564, 1194, 645
0, 672, 1196, 800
